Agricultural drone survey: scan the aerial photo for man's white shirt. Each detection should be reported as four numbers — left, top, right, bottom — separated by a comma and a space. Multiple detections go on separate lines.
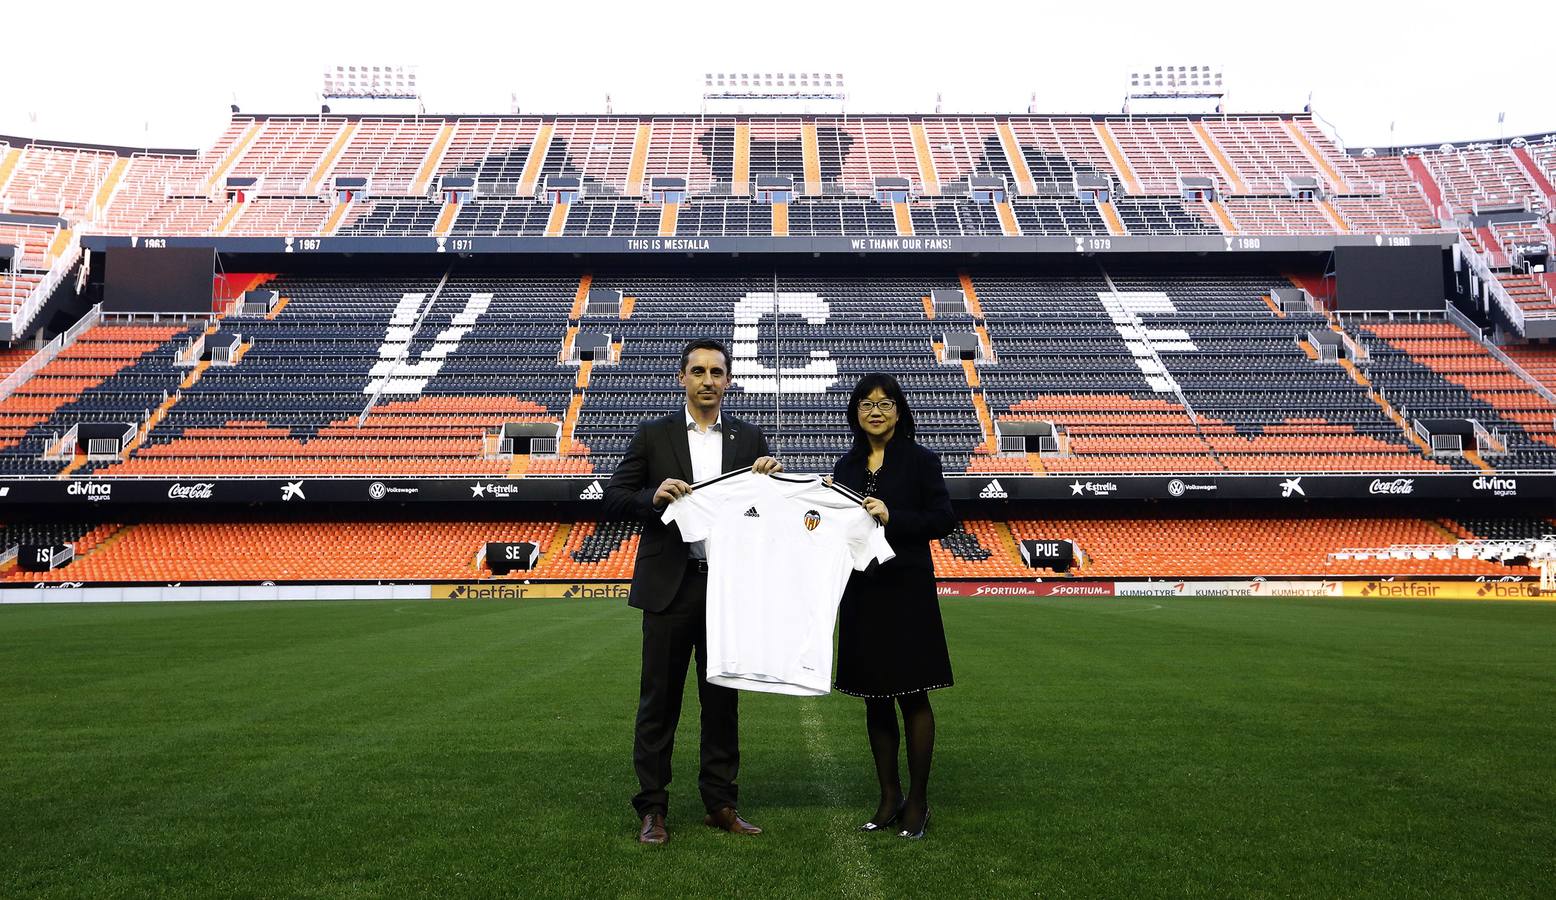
662, 469, 894, 696
683, 408, 722, 559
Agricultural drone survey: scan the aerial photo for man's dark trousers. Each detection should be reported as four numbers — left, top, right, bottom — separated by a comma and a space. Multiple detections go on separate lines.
632, 564, 738, 816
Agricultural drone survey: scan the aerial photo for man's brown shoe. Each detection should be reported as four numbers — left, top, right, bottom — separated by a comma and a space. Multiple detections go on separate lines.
638, 813, 668, 844
704, 807, 763, 835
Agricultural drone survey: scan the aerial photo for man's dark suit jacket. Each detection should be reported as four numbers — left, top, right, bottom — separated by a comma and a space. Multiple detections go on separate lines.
603, 412, 771, 612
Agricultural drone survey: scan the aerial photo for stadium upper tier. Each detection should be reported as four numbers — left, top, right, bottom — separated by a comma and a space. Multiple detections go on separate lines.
5, 264, 1555, 480
4, 114, 1458, 240
10, 113, 1554, 330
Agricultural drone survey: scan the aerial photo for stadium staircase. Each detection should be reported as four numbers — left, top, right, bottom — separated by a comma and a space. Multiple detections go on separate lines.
304, 121, 358, 194
1285, 119, 1350, 192
0, 146, 23, 194
1189, 121, 1247, 193
203, 120, 262, 190
909, 122, 940, 195
1403, 155, 1447, 217
1093, 122, 1142, 194
1509, 145, 1556, 204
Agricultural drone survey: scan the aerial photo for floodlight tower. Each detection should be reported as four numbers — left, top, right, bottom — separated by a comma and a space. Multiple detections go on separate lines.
700, 71, 848, 116
1123, 64, 1226, 115
321, 64, 423, 116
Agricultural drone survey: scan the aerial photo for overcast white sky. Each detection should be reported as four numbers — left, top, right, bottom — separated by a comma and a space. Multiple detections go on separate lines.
4, 0, 1547, 152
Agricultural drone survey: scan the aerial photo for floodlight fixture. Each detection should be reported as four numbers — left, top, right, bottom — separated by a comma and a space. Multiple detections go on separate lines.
1126, 63, 1225, 99
323, 64, 420, 100
702, 71, 847, 102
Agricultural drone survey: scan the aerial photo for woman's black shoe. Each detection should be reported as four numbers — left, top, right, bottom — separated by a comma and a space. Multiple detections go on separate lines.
897, 806, 930, 840
858, 798, 906, 832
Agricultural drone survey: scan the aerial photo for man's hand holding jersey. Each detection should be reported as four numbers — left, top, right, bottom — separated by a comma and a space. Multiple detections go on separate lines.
653, 478, 692, 509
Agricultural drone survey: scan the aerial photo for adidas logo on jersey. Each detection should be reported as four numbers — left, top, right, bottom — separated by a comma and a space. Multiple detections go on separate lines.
979, 479, 1009, 499
579, 480, 604, 500
744, 506, 761, 517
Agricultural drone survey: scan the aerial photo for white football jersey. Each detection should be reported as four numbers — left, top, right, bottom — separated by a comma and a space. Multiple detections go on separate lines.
662, 470, 895, 696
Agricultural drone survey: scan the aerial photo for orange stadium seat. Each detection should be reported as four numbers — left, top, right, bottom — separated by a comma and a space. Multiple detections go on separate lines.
12, 521, 559, 583
1010, 516, 1541, 579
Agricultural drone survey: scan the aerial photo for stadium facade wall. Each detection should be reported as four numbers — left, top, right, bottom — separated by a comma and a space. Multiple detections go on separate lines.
1, 473, 1546, 507
82, 233, 1456, 258
5, 578, 1550, 604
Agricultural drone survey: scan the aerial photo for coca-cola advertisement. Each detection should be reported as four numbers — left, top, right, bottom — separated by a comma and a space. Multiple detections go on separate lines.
1368, 478, 1415, 495
167, 483, 216, 500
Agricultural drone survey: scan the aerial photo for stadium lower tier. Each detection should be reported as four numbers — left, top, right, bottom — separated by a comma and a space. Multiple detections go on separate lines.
8, 262, 1556, 480
5, 515, 1549, 584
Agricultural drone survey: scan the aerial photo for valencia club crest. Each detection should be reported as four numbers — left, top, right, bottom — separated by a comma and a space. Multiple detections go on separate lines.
803, 509, 821, 531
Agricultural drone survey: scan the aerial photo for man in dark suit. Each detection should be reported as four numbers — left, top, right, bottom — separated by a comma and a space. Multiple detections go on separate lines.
603, 338, 782, 845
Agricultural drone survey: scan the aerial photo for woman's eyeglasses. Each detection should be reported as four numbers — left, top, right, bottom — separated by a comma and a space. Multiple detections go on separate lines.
857, 400, 897, 413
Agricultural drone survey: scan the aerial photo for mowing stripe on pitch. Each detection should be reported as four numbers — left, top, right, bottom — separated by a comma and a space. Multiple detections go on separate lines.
799, 698, 883, 900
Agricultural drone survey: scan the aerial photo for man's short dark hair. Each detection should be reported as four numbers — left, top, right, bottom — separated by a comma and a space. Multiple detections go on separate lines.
679, 338, 730, 373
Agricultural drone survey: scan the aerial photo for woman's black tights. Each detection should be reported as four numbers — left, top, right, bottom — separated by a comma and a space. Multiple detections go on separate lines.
863, 692, 934, 831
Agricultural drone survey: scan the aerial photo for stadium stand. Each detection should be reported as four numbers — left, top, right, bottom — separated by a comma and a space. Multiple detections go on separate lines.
1417, 144, 1541, 214
1011, 515, 1541, 578
5, 520, 559, 582
9, 513, 1547, 584
577, 270, 983, 474
0, 344, 36, 380
1, 323, 195, 476
1345, 317, 1556, 468
0, 112, 1480, 244
1453, 514, 1556, 540
1499, 343, 1556, 394
7, 111, 1556, 588
7, 261, 1554, 479
85, 272, 578, 477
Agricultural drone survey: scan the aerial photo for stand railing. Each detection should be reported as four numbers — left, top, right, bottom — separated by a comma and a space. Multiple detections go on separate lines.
0, 303, 100, 402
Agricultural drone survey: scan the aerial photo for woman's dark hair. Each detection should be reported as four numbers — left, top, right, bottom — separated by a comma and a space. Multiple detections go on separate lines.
845, 372, 916, 451
679, 338, 730, 372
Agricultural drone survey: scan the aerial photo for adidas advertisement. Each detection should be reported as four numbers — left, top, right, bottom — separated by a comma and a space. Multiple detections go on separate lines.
978, 479, 1009, 500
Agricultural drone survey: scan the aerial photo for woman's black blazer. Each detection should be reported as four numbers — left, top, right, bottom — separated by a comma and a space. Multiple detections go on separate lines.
832, 436, 957, 572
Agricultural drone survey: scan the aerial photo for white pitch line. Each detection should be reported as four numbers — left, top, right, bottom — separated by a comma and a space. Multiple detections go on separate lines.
799, 699, 883, 900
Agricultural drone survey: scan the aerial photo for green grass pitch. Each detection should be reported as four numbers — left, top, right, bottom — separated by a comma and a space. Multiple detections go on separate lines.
2, 596, 1552, 898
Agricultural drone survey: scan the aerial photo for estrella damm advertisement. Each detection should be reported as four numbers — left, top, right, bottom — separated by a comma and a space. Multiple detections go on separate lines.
434, 582, 631, 600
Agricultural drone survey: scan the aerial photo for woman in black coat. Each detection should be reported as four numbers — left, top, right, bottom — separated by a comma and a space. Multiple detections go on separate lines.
831, 373, 956, 840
